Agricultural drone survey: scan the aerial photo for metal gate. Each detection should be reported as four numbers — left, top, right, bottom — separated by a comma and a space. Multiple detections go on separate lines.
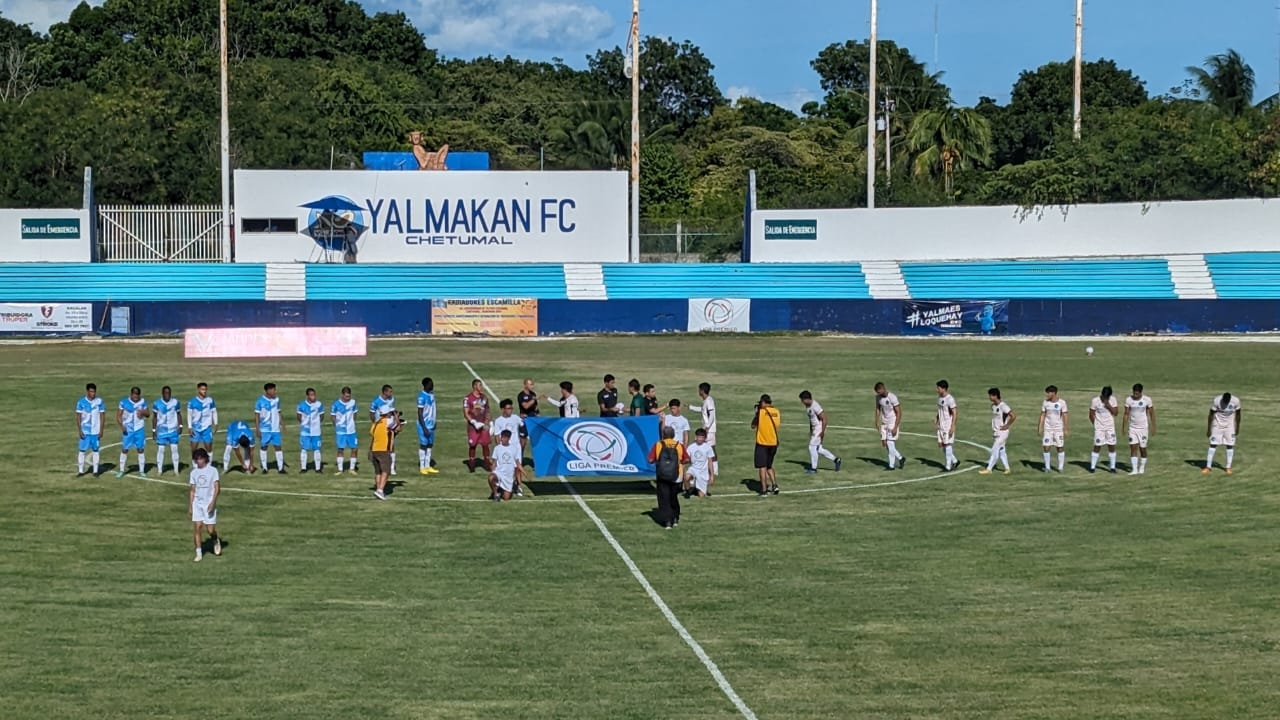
97, 205, 228, 262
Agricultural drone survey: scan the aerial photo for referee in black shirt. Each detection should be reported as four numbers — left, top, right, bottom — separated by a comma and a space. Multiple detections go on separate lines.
598, 374, 620, 417
517, 378, 539, 466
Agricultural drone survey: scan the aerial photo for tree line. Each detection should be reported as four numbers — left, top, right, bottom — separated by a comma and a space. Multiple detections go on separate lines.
1, 0, 1278, 258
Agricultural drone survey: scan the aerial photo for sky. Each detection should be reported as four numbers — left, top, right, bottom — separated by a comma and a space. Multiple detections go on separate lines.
3, 0, 1279, 110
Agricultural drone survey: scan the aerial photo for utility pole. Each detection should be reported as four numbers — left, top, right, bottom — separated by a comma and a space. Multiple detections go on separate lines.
628, 0, 641, 262
883, 90, 895, 183
1072, 0, 1083, 141
219, 0, 232, 262
867, 0, 878, 209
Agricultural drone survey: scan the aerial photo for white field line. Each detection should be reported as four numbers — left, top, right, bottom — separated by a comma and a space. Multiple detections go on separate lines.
464, 361, 758, 719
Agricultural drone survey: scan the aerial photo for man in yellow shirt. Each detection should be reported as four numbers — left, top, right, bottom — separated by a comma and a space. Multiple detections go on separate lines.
370, 409, 400, 500
751, 394, 781, 496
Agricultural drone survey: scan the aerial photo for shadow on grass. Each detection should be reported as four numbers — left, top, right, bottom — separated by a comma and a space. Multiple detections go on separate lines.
915, 456, 945, 470
640, 509, 667, 527
199, 537, 229, 554
378, 480, 407, 496
783, 459, 811, 472
1185, 459, 1213, 470
525, 479, 656, 496
856, 456, 891, 470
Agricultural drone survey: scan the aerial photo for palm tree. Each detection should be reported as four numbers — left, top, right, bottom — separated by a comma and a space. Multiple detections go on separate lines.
548, 101, 630, 170
906, 106, 993, 196
1187, 49, 1256, 117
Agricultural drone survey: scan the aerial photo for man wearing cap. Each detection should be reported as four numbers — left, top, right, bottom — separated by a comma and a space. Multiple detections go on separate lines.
751, 394, 782, 495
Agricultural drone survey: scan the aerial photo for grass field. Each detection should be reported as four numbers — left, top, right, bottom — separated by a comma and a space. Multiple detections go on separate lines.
2, 335, 1279, 719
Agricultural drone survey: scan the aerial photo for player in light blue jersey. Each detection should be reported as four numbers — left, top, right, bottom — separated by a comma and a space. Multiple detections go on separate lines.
417, 377, 439, 475
296, 387, 325, 473
116, 386, 150, 477
331, 386, 359, 475
370, 384, 397, 475
222, 420, 256, 474
255, 382, 285, 473
75, 382, 106, 476
151, 385, 183, 475
187, 382, 218, 457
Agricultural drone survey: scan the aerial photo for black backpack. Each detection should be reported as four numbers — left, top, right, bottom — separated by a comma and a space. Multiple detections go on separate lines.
655, 443, 680, 482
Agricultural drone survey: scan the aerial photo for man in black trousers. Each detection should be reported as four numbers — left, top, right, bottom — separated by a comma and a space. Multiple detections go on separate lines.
647, 425, 689, 530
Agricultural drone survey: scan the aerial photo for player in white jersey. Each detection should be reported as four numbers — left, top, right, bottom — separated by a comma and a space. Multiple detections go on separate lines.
1204, 392, 1242, 474
151, 385, 183, 475
296, 387, 325, 473
487, 429, 525, 501
934, 380, 959, 471
1122, 383, 1156, 475
187, 382, 218, 457
116, 386, 150, 477
492, 399, 525, 495
1038, 385, 1069, 473
686, 382, 719, 476
683, 428, 717, 497
545, 381, 580, 418
873, 382, 906, 470
255, 382, 285, 473
370, 384, 397, 475
188, 448, 221, 562
663, 399, 691, 445
799, 391, 842, 473
75, 382, 106, 476
331, 386, 359, 475
979, 387, 1015, 475
1088, 386, 1119, 473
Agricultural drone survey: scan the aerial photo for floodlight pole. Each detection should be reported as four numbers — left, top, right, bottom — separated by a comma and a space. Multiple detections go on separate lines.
1072, 0, 1083, 141
867, 0, 878, 209
219, 0, 232, 262
629, 0, 641, 262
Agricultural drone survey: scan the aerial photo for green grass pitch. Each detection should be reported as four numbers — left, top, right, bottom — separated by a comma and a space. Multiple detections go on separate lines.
2, 335, 1278, 719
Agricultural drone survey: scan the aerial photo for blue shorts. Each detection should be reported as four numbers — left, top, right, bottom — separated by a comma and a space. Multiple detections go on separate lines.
260, 431, 282, 448
156, 430, 180, 446
227, 433, 254, 448
336, 433, 359, 450
122, 429, 146, 450
191, 427, 213, 444
417, 428, 435, 448
300, 434, 322, 451
78, 435, 100, 452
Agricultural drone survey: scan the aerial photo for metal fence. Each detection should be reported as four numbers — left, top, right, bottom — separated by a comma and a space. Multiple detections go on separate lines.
638, 221, 739, 262
98, 205, 227, 262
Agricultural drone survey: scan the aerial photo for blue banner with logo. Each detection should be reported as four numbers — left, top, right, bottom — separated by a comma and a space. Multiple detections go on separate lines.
903, 300, 1009, 335
525, 416, 663, 477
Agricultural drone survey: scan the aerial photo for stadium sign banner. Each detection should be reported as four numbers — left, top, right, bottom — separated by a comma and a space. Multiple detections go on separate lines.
430, 298, 537, 336
185, 327, 368, 358
0, 209, 91, 262
525, 416, 662, 477
687, 298, 750, 332
902, 300, 1009, 336
233, 169, 628, 264
0, 303, 92, 332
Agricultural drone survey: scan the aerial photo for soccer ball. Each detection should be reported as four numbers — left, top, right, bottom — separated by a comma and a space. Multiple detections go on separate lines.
1085, 346, 1095, 356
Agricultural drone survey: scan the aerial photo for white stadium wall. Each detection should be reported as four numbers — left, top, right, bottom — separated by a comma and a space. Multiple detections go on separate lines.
233, 169, 628, 263
0, 209, 91, 262
750, 199, 1280, 262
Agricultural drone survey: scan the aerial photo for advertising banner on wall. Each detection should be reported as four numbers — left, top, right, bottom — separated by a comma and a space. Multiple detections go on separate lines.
233, 169, 627, 264
0, 303, 92, 332
903, 300, 1009, 335
687, 298, 751, 332
525, 416, 662, 477
430, 299, 537, 336
0, 209, 92, 262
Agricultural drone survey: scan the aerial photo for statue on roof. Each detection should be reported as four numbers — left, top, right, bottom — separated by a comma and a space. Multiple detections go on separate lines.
408, 131, 449, 171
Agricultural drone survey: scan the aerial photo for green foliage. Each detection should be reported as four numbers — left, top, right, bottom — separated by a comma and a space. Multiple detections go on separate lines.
1187, 49, 1255, 117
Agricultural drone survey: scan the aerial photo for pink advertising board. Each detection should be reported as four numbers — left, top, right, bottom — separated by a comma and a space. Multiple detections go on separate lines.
184, 327, 367, 358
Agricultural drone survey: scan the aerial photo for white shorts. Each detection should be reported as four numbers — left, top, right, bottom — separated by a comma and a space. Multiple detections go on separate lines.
1042, 430, 1064, 447
809, 432, 825, 447
991, 430, 1009, 449
1093, 428, 1117, 446
686, 469, 710, 493
879, 425, 899, 442
1209, 430, 1236, 447
1128, 429, 1149, 448
493, 473, 514, 493
937, 428, 954, 445
192, 501, 217, 525
704, 431, 717, 448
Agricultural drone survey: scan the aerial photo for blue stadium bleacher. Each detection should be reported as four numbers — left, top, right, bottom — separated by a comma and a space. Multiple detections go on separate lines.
306, 264, 568, 300
900, 259, 1177, 299
1204, 253, 1280, 299
0, 263, 267, 301
602, 263, 872, 299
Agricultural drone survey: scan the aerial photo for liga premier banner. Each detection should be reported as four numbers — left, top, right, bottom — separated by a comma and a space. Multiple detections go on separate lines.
430, 299, 537, 336
525, 416, 662, 477
0, 303, 92, 332
687, 298, 751, 332
902, 300, 1009, 335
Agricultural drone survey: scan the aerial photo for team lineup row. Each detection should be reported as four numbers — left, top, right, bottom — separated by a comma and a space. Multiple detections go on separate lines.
70, 377, 1244, 482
